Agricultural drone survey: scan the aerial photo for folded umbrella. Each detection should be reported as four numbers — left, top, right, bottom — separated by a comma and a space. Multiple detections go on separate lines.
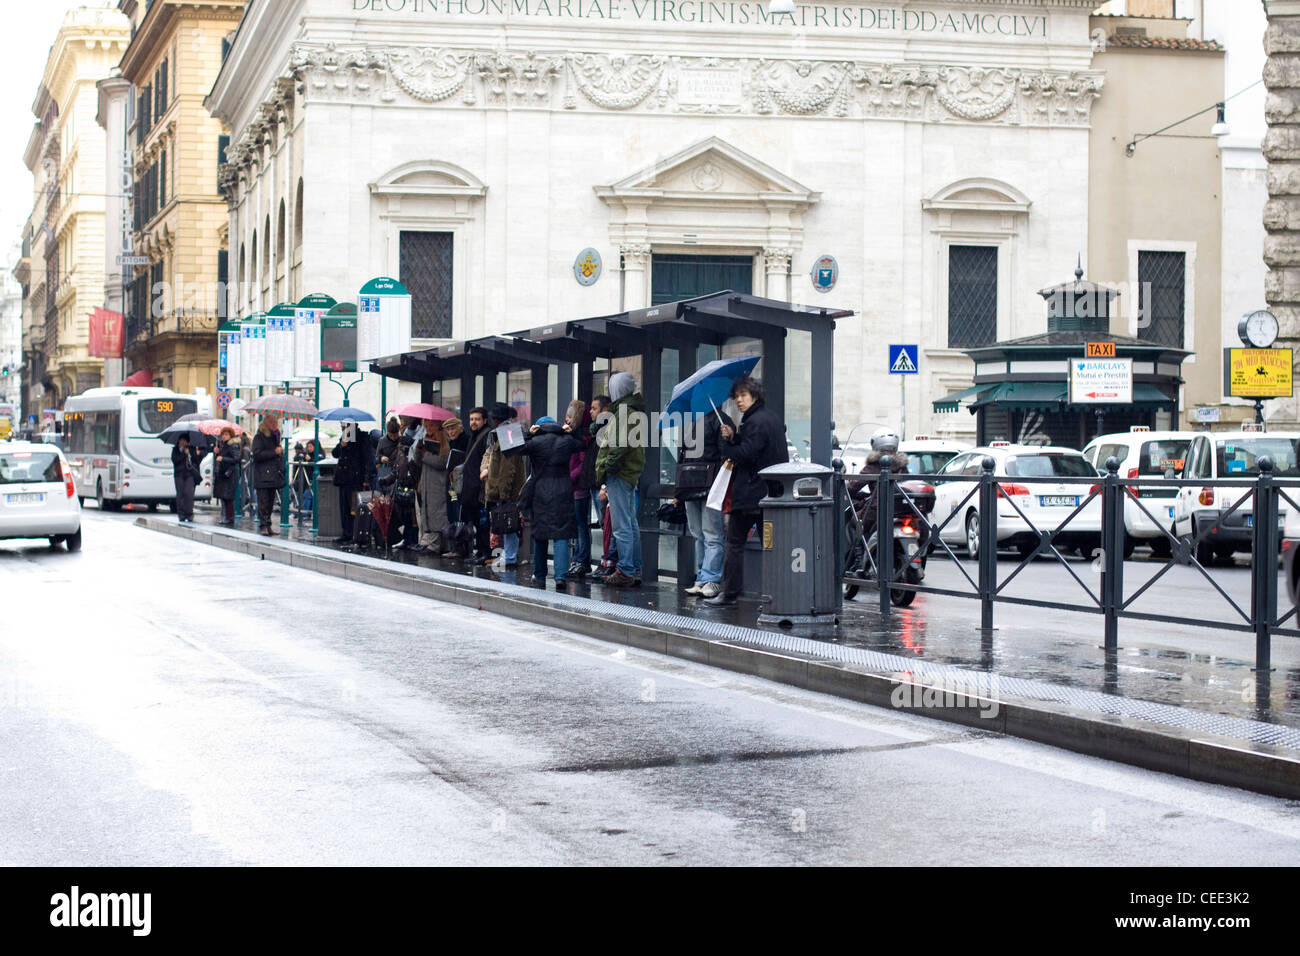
663, 355, 761, 424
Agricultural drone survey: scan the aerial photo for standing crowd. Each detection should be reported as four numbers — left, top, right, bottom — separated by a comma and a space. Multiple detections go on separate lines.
201, 371, 786, 603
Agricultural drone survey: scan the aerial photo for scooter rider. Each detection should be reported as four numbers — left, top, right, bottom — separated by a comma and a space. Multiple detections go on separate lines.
849, 428, 912, 546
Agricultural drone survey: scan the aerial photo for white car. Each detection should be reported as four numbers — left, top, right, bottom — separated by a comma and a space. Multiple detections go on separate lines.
898, 436, 972, 476
0, 441, 83, 550
1082, 428, 1197, 557
932, 443, 1102, 559
1172, 430, 1299, 564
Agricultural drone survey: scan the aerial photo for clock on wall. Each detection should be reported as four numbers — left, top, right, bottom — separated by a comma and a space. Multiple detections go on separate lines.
1238, 309, 1279, 349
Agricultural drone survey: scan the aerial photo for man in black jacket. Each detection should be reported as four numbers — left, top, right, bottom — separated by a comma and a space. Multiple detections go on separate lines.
332, 422, 370, 544
456, 407, 492, 560
705, 376, 788, 607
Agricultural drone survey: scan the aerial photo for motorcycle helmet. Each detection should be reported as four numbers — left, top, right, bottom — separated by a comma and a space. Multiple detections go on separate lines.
869, 427, 900, 454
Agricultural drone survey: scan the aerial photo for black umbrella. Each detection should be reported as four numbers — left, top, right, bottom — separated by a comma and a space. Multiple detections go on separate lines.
158, 421, 207, 446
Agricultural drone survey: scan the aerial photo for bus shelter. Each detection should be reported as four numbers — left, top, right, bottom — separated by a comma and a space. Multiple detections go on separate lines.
370, 291, 852, 584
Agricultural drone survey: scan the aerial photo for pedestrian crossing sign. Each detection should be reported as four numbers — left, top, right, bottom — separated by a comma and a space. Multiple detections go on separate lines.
889, 344, 919, 374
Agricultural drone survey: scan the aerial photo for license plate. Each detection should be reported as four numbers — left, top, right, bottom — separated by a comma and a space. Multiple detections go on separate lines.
1040, 496, 1078, 507
6, 493, 44, 504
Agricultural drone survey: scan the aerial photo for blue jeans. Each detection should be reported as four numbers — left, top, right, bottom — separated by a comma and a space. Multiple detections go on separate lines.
503, 531, 519, 563
605, 475, 642, 578
532, 537, 572, 581
573, 496, 592, 568
685, 498, 724, 584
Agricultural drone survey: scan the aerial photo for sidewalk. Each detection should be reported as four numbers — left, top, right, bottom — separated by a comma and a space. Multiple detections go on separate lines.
143, 504, 1300, 797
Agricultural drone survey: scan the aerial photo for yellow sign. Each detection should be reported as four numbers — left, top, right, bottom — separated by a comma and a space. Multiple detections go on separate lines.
1226, 348, 1294, 398
763, 521, 774, 550
1086, 341, 1115, 358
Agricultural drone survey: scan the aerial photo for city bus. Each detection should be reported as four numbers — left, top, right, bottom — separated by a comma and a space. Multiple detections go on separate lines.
63, 386, 213, 510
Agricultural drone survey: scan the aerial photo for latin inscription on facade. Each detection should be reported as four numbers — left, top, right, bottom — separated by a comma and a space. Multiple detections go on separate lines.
348, 0, 1050, 37
678, 68, 744, 106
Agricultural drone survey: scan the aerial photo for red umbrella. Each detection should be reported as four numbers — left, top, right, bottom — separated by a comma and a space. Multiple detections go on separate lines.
387, 402, 453, 422
190, 419, 243, 437
242, 393, 318, 420
367, 494, 394, 543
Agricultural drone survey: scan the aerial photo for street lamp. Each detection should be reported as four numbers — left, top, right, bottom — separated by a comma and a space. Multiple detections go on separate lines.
1210, 102, 1230, 138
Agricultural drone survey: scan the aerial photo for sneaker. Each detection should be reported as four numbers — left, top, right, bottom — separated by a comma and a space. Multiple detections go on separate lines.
604, 570, 638, 587
704, 592, 738, 607
701, 582, 722, 599
685, 582, 705, 596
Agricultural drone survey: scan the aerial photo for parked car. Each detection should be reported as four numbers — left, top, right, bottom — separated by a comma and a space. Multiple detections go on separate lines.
898, 436, 972, 475
931, 442, 1102, 560
1172, 430, 1299, 564
1282, 506, 1300, 610
0, 441, 83, 550
1082, 427, 1197, 558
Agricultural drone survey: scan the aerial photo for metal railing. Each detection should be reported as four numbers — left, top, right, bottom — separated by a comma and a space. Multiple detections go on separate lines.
838, 455, 1300, 671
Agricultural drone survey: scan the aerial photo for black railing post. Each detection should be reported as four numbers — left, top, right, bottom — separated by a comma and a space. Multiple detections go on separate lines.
876, 456, 894, 619
1101, 455, 1123, 652
832, 458, 845, 587
979, 456, 997, 630
1252, 456, 1278, 671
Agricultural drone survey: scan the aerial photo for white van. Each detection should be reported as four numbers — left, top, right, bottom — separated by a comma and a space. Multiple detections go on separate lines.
1172, 430, 1299, 564
1082, 428, 1198, 557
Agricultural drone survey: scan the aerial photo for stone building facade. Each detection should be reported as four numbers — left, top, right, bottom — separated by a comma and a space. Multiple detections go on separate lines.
1264, 0, 1300, 428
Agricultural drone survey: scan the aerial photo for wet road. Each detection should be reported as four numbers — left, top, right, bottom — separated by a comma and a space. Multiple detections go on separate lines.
2, 511, 1299, 865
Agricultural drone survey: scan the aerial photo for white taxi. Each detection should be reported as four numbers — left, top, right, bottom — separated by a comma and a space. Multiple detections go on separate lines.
1082, 427, 1197, 557
0, 441, 83, 549
1172, 429, 1298, 564
932, 442, 1102, 560
898, 436, 972, 475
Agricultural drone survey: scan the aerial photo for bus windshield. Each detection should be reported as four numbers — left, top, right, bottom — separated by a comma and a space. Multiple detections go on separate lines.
138, 398, 197, 434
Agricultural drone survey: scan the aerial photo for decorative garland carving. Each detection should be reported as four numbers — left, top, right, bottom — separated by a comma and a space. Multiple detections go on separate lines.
568, 54, 664, 110
385, 47, 471, 102
936, 67, 1017, 121
752, 59, 853, 117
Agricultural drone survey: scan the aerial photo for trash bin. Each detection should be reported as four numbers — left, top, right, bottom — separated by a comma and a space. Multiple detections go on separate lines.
315, 459, 342, 538
756, 462, 840, 626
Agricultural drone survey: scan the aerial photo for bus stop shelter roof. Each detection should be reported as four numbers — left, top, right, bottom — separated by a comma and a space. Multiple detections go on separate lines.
369, 291, 854, 382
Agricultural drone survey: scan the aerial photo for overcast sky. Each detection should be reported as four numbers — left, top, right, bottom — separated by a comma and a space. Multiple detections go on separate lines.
0, 1, 109, 261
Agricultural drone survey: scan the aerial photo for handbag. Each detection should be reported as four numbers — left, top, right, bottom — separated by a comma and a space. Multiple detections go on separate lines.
705, 460, 735, 512
675, 459, 719, 496
490, 501, 522, 535
393, 484, 416, 506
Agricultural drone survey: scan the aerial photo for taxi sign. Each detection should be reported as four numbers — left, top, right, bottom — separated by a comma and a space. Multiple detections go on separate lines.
1086, 341, 1116, 358
1224, 347, 1293, 398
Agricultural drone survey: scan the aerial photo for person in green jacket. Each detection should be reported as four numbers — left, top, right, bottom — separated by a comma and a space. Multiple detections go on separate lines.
594, 372, 646, 586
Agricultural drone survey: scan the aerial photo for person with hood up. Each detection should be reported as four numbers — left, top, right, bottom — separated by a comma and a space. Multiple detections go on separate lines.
524, 415, 583, 587
595, 372, 646, 587
478, 402, 526, 567
212, 426, 241, 526
705, 376, 788, 607
252, 415, 287, 536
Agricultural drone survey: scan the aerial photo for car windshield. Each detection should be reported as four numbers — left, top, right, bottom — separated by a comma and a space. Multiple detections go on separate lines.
0, 451, 61, 484
906, 451, 960, 474
1005, 453, 1097, 478
1215, 438, 1300, 477
1138, 439, 1190, 476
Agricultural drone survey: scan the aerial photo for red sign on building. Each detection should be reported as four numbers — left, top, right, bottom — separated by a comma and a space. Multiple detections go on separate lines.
88, 308, 124, 359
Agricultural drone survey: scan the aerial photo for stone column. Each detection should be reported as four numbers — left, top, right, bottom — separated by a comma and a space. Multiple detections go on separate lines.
763, 247, 793, 301
1264, 0, 1300, 425
619, 243, 652, 310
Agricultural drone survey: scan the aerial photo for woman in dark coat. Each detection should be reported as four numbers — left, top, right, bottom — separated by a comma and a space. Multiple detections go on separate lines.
171, 435, 202, 523
252, 415, 286, 535
524, 416, 582, 587
212, 426, 241, 526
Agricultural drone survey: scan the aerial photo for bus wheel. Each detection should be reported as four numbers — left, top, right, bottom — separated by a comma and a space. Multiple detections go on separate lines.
95, 480, 108, 512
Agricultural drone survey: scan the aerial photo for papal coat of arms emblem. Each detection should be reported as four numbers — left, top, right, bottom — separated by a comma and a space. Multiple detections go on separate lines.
811, 254, 838, 293
573, 247, 603, 286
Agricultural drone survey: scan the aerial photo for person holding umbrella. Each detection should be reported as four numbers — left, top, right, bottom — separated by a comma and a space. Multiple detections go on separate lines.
332, 421, 369, 544
213, 426, 241, 526
252, 415, 287, 535
171, 434, 203, 522
416, 419, 450, 555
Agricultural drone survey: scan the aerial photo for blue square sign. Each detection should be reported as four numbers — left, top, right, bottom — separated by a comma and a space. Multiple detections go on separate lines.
889, 344, 919, 374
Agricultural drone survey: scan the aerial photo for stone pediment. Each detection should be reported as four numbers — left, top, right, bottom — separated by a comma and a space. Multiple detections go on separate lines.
596, 137, 819, 206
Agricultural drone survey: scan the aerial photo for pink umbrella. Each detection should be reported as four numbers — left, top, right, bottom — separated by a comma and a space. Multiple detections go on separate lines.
387, 402, 453, 422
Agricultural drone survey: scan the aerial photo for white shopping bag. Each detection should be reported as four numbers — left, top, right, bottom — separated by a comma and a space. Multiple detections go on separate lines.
705, 459, 734, 512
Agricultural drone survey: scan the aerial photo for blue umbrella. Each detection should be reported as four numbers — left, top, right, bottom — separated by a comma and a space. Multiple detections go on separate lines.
315, 406, 376, 422
663, 355, 761, 423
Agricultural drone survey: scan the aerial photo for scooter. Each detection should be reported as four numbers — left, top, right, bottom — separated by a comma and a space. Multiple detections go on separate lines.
843, 479, 935, 607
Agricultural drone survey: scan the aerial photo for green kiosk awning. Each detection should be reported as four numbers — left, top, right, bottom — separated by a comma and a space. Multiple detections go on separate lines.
971, 382, 1067, 410
932, 384, 990, 413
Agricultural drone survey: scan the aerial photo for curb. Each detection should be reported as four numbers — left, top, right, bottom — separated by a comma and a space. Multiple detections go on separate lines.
138, 516, 1300, 799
